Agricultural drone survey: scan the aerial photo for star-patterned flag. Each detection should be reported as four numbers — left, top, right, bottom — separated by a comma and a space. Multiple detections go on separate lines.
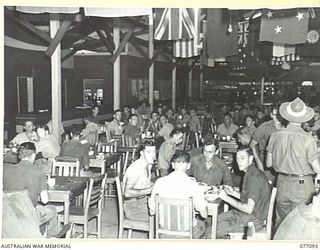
259, 9, 309, 44
154, 8, 198, 41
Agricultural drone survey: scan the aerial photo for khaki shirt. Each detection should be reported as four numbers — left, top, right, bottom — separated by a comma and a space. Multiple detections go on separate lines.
266, 124, 319, 175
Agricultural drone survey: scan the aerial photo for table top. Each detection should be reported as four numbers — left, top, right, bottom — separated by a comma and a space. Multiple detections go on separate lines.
47, 176, 89, 200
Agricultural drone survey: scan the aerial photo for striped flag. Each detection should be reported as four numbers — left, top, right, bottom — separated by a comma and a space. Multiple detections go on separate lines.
270, 53, 300, 65
154, 8, 198, 40
173, 8, 201, 58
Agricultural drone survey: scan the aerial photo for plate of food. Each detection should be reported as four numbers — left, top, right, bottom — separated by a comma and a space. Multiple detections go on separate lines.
204, 189, 219, 202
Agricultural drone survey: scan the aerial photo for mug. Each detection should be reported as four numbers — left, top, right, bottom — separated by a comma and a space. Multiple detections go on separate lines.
47, 177, 56, 187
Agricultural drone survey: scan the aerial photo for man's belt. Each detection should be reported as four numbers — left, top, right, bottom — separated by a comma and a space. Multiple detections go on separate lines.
124, 196, 147, 201
279, 173, 314, 178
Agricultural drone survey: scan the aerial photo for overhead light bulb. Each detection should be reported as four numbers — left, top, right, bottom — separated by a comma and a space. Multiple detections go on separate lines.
227, 23, 233, 33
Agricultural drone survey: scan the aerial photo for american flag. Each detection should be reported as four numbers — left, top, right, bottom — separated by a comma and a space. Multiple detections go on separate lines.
154, 8, 198, 41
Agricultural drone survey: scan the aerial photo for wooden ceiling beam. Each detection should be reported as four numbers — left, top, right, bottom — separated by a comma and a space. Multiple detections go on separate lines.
130, 39, 150, 61
61, 48, 78, 62
5, 9, 52, 44
110, 29, 134, 64
96, 29, 114, 54
45, 19, 73, 57
123, 17, 148, 30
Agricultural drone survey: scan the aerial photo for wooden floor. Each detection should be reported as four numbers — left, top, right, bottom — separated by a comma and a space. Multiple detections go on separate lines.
85, 198, 148, 239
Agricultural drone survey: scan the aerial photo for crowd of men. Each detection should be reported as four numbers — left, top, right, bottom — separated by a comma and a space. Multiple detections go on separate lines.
3, 96, 320, 239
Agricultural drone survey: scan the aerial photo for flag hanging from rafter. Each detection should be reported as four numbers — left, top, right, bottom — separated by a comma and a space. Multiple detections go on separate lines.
259, 9, 309, 44
154, 8, 198, 40
173, 8, 201, 58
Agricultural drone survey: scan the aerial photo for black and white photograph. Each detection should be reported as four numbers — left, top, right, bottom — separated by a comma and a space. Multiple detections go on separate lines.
1, 4, 320, 244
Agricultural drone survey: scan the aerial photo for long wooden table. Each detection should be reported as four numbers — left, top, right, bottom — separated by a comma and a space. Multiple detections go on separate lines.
47, 176, 89, 224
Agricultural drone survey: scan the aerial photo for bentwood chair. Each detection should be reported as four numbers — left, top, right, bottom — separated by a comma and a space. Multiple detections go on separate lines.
228, 187, 277, 240
57, 174, 107, 238
154, 195, 194, 239
52, 156, 80, 177
115, 176, 154, 239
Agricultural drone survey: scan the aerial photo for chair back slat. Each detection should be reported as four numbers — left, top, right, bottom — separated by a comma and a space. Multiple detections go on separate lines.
155, 195, 193, 239
115, 176, 124, 228
84, 174, 107, 216
52, 157, 80, 177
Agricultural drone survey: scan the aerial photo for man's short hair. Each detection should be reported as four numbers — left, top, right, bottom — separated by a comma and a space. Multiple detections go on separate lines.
151, 111, 159, 116
237, 146, 253, 156
113, 109, 121, 116
237, 126, 247, 136
36, 124, 49, 131
24, 120, 34, 126
129, 114, 138, 121
171, 150, 190, 163
138, 141, 155, 153
18, 142, 36, 159
70, 125, 83, 136
223, 112, 232, 118
203, 137, 219, 148
84, 116, 94, 123
92, 106, 99, 110
160, 114, 167, 120
169, 128, 183, 138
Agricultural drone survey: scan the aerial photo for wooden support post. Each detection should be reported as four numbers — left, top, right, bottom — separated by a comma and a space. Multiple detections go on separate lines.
50, 14, 62, 144
110, 29, 133, 65
96, 29, 114, 54
45, 19, 73, 57
261, 76, 265, 105
188, 61, 193, 98
172, 58, 177, 112
200, 62, 203, 99
148, 14, 154, 111
113, 17, 121, 110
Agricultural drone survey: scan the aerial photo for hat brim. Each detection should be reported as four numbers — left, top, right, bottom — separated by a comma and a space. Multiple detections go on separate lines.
279, 102, 315, 123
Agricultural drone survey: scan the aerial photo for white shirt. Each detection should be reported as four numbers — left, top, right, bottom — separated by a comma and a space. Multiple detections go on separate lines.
149, 171, 207, 229
11, 131, 38, 145
35, 135, 60, 158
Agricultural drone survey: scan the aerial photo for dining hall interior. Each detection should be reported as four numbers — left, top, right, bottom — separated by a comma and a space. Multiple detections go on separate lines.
2, 5, 320, 240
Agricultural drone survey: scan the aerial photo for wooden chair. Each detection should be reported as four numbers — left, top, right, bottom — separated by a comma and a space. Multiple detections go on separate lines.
121, 134, 136, 147
181, 132, 190, 151
120, 147, 137, 178
57, 174, 107, 238
115, 176, 153, 239
52, 156, 80, 177
98, 139, 118, 153
154, 194, 194, 239
228, 187, 277, 240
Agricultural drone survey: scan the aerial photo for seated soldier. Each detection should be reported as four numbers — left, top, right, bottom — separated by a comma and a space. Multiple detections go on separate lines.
107, 109, 123, 136
123, 114, 141, 143
122, 141, 157, 222
158, 128, 184, 177
3, 142, 58, 237
149, 151, 208, 239
210, 147, 272, 239
81, 116, 100, 146
10, 120, 38, 146
60, 125, 90, 171
190, 138, 233, 187
217, 113, 239, 138
35, 124, 60, 160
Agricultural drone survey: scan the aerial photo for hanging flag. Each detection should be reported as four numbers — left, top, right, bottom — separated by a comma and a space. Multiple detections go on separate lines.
270, 53, 300, 65
206, 9, 238, 58
173, 8, 201, 58
296, 15, 320, 57
259, 9, 309, 44
154, 8, 198, 40
272, 43, 295, 57
227, 18, 260, 70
